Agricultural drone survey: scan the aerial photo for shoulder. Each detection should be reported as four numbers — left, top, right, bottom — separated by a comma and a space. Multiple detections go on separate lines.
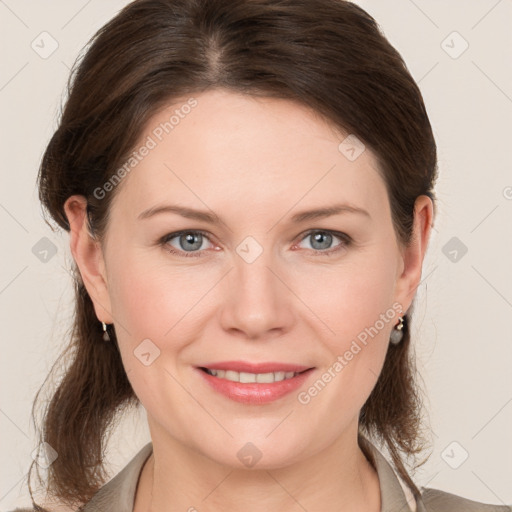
420, 486, 512, 511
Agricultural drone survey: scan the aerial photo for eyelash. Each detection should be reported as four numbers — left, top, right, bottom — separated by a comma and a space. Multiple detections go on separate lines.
158, 229, 352, 258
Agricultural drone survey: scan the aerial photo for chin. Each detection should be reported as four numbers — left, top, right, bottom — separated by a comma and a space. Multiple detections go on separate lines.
199, 432, 310, 470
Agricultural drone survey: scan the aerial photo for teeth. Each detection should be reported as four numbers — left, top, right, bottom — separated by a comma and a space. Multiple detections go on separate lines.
225, 370, 238, 381
274, 371, 285, 381
204, 368, 300, 383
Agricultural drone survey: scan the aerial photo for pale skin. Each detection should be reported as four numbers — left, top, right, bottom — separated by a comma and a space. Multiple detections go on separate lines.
64, 88, 433, 512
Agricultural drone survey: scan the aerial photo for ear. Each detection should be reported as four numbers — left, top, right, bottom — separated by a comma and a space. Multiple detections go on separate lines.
394, 195, 434, 313
63, 195, 113, 324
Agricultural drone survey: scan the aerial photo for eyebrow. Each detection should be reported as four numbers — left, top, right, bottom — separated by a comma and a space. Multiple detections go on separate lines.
137, 203, 371, 224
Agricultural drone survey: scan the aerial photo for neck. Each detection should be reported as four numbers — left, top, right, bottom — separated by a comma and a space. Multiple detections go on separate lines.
134, 430, 381, 512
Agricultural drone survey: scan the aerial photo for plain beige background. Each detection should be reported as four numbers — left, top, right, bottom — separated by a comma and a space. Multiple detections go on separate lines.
1, 0, 511, 509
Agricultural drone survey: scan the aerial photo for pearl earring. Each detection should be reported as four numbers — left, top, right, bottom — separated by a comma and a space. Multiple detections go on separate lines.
390, 314, 404, 345
102, 322, 110, 342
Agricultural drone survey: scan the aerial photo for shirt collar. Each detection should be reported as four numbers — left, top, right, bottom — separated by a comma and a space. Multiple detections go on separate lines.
358, 433, 426, 512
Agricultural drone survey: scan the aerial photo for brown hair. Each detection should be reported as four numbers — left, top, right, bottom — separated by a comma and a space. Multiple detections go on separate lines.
29, 0, 437, 508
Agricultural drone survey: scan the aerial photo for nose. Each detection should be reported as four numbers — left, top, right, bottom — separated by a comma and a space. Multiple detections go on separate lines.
219, 252, 295, 341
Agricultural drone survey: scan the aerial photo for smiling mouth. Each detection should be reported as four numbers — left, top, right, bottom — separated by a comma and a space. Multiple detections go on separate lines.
198, 367, 310, 383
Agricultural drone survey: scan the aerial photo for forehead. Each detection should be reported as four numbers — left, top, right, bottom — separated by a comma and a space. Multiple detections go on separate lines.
109, 89, 388, 222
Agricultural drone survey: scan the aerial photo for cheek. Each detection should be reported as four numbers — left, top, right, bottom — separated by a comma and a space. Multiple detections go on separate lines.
109, 268, 168, 337
106, 250, 221, 383
106, 257, 196, 410
294, 248, 398, 409
108, 249, 205, 336
297, 252, 398, 345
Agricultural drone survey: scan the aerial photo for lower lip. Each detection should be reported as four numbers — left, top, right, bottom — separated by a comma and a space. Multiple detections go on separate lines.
196, 368, 314, 404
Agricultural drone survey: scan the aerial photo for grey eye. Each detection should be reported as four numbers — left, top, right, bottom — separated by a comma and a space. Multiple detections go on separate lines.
171, 232, 206, 252
308, 231, 334, 250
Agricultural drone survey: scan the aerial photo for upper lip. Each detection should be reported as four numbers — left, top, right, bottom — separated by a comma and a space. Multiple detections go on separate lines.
198, 361, 313, 373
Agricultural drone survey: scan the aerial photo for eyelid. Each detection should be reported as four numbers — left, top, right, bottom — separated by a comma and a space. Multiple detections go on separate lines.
160, 229, 216, 258
159, 228, 351, 258
292, 229, 351, 255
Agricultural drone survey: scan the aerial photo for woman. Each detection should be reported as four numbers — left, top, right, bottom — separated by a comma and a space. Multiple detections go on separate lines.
11, 0, 511, 511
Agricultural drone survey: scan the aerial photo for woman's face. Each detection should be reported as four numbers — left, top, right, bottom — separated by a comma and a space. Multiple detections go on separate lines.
69, 88, 431, 469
